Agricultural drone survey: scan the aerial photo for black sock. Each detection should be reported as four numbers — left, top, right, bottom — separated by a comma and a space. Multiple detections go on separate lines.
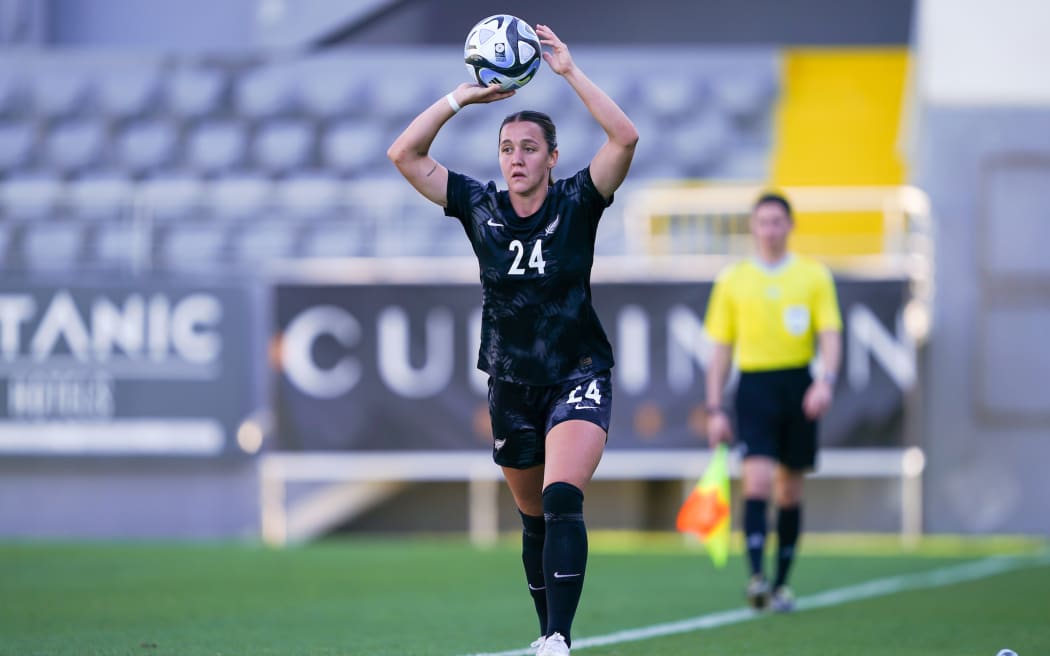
773, 505, 801, 589
519, 510, 548, 636
744, 498, 768, 577
542, 482, 586, 646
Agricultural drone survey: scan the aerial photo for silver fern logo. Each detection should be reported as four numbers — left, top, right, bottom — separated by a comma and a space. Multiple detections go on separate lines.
544, 214, 560, 236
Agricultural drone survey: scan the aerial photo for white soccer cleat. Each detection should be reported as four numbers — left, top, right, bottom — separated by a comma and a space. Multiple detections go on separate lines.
746, 574, 771, 610
536, 631, 570, 656
530, 635, 546, 654
770, 585, 795, 612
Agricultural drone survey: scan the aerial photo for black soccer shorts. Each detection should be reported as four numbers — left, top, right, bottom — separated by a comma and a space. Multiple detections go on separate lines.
734, 366, 818, 471
487, 370, 613, 469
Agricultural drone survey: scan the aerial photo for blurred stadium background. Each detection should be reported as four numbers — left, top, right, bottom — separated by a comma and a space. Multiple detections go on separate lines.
0, 0, 1046, 551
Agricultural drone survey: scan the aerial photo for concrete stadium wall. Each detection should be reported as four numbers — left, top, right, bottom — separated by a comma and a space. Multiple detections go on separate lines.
0, 458, 260, 539
915, 107, 1050, 534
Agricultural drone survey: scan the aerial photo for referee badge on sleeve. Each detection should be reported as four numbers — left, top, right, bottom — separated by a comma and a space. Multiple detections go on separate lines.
783, 305, 810, 335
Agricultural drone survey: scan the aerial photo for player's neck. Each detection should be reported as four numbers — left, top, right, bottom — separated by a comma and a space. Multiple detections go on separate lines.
509, 187, 547, 218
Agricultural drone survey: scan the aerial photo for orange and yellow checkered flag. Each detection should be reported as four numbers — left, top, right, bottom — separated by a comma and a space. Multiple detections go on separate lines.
676, 443, 731, 568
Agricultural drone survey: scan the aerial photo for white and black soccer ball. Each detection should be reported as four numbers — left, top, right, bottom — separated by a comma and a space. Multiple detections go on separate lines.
463, 14, 541, 91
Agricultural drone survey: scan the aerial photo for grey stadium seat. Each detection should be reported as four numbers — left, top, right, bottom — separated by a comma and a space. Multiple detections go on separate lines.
369, 75, 437, 124
582, 69, 638, 110
29, 64, 93, 118
21, 220, 86, 272
297, 56, 370, 118
0, 223, 12, 268
43, 119, 108, 175
322, 120, 385, 175
273, 173, 344, 223
299, 220, 369, 258
711, 71, 778, 121
206, 174, 274, 222
92, 221, 141, 270
440, 123, 498, 177
546, 115, 601, 178
253, 120, 314, 175
65, 173, 135, 222
508, 73, 570, 116
0, 174, 64, 221
639, 74, 707, 122
0, 58, 28, 115
137, 174, 205, 223
166, 65, 227, 119
234, 63, 300, 119
94, 60, 163, 118
184, 120, 248, 174
615, 114, 661, 173
667, 110, 733, 176
0, 121, 36, 172
230, 218, 298, 267
159, 221, 228, 273
116, 119, 180, 175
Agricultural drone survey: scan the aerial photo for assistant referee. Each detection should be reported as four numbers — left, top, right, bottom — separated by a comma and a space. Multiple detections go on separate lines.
703, 191, 843, 613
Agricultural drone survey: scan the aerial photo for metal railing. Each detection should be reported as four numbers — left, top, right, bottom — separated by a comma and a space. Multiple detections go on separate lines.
620, 183, 935, 344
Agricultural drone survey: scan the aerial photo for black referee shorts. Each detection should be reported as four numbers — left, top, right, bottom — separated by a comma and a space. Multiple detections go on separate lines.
487, 371, 613, 469
734, 366, 817, 471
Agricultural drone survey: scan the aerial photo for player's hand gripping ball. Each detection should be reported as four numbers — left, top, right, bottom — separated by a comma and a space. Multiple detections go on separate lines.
464, 14, 541, 90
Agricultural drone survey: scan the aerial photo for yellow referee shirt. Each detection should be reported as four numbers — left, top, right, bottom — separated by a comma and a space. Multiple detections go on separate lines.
704, 255, 842, 372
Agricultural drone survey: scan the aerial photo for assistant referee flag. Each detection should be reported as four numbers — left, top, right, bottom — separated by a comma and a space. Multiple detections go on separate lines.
676, 443, 731, 568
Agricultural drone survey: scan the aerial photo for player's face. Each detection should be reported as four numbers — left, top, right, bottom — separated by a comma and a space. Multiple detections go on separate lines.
751, 201, 792, 256
498, 121, 556, 194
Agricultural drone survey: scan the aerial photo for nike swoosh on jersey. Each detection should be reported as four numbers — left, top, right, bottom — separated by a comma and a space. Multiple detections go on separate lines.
487, 219, 504, 228
494, 438, 507, 451
573, 404, 598, 410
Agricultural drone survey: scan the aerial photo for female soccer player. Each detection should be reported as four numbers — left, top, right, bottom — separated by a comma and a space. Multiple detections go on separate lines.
388, 23, 638, 656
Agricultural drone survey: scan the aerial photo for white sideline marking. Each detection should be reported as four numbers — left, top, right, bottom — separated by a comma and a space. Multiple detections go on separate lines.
462, 552, 1049, 656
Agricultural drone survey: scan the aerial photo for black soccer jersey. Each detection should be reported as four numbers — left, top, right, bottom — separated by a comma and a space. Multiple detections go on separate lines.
445, 167, 615, 385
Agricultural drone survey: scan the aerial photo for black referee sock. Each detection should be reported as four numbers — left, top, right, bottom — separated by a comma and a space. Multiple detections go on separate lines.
744, 498, 768, 578
773, 505, 801, 589
542, 482, 587, 646
519, 510, 548, 636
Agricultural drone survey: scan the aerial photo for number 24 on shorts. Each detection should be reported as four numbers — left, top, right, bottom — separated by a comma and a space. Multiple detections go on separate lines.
567, 379, 602, 408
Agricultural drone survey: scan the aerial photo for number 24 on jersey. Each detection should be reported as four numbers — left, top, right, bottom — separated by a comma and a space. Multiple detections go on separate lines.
508, 239, 545, 275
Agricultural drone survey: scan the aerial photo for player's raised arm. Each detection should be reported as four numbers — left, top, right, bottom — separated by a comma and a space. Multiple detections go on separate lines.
387, 82, 514, 207
536, 23, 638, 201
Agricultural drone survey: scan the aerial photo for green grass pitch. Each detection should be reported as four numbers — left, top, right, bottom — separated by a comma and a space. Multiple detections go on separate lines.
0, 534, 1045, 656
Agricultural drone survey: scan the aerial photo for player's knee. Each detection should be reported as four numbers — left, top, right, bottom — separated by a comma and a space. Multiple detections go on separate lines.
743, 464, 775, 498
519, 510, 546, 538
774, 468, 805, 504
775, 483, 804, 507
542, 481, 584, 520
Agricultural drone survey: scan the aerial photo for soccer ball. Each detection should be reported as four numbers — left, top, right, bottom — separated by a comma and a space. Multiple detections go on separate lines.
463, 14, 541, 91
